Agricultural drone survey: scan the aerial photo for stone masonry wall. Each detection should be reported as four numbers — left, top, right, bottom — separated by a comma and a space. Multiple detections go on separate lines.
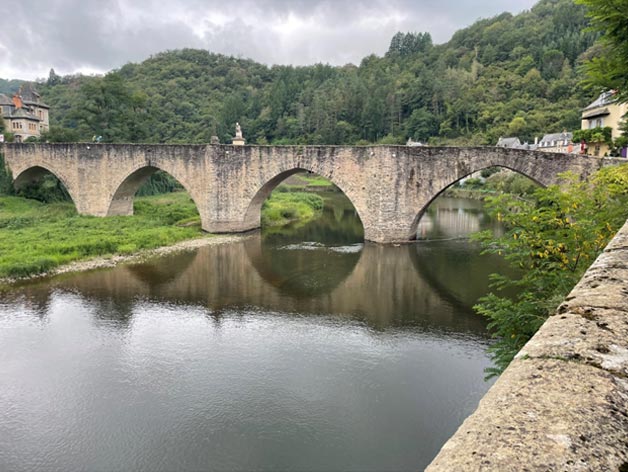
1, 143, 611, 243
426, 220, 628, 471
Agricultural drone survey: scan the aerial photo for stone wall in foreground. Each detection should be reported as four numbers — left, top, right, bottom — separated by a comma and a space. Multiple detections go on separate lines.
426, 221, 628, 471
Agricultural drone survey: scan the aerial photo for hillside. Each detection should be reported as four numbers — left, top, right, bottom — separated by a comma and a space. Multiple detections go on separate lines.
8, 0, 599, 146
0, 78, 24, 96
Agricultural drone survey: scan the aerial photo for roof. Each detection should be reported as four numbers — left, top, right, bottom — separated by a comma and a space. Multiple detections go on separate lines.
496, 137, 521, 148
583, 91, 617, 111
17, 83, 49, 109
0, 94, 13, 106
539, 132, 572, 144
514, 142, 538, 151
8, 108, 40, 121
22, 100, 50, 109
18, 83, 40, 102
582, 108, 610, 120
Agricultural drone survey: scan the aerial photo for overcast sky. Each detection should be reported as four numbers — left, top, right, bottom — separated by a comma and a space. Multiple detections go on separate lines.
1, 0, 538, 81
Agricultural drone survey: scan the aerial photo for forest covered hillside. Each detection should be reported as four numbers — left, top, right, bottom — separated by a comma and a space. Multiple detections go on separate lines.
5, 0, 600, 146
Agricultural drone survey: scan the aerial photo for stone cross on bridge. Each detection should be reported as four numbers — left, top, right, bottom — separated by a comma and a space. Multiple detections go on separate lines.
1, 143, 613, 243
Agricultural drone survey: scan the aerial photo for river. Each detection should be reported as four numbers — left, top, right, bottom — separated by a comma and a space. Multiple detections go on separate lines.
0, 192, 508, 471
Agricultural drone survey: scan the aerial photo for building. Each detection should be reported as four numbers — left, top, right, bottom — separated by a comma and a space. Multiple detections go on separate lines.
581, 90, 627, 140
580, 90, 627, 157
0, 83, 50, 142
537, 131, 573, 153
496, 137, 522, 149
496, 136, 538, 151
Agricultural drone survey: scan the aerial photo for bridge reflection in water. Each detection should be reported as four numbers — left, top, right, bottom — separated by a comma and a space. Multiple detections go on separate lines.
2, 195, 506, 335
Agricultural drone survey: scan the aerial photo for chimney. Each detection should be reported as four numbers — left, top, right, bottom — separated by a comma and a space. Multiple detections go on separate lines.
534, 136, 538, 145
12, 94, 22, 109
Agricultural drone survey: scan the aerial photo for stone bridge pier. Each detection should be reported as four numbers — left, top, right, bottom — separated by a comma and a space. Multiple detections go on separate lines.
1, 143, 611, 243
203, 145, 427, 243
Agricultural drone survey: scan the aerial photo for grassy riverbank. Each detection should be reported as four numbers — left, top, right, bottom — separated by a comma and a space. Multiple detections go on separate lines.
261, 190, 324, 227
0, 189, 324, 279
0, 192, 202, 278
278, 173, 336, 192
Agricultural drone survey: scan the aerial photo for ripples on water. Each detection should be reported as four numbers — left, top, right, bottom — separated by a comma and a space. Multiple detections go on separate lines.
0, 194, 504, 471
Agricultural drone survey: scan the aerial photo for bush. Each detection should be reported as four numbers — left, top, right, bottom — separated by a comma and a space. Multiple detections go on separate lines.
474, 166, 628, 377
462, 177, 484, 189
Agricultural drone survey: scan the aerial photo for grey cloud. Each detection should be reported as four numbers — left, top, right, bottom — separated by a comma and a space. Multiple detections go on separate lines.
0, 0, 537, 80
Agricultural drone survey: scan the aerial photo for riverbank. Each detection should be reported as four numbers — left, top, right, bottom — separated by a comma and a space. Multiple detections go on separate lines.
262, 191, 324, 227
0, 188, 323, 282
0, 233, 251, 286
442, 187, 496, 200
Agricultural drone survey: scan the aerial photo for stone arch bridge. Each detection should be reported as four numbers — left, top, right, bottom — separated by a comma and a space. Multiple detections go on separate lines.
1, 143, 612, 243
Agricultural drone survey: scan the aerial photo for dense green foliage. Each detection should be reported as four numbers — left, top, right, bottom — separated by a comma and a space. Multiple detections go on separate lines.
0, 78, 22, 95
577, 0, 628, 103
0, 192, 203, 278
10, 0, 599, 146
474, 165, 628, 376
0, 153, 13, 195
572, 125, 613, 143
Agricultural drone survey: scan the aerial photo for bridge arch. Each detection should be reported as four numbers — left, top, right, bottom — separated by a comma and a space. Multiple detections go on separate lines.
13, 164, 80, 210
410, 164, 544, 237
107, 165, 203, 218
242, 167, 365, 233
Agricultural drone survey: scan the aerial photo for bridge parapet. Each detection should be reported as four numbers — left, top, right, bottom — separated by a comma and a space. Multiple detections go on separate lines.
426, 219, 628, 471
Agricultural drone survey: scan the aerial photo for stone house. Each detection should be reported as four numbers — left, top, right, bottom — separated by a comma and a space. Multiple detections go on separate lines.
581, 90, 627, 139
496, 136, 538, 151
0, 83, 50, 142
496, 137, 522, 148
580, 90, 627, 157
537, 131, 573, 153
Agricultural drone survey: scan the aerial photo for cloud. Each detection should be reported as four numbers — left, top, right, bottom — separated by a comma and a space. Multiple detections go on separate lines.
0, 0, 537, 80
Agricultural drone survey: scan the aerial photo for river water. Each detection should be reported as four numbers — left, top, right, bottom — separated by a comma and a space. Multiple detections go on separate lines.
0, 192, 507, 471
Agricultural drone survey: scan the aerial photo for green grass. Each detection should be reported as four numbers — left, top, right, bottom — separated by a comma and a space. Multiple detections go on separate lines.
295, 174, 335, 188
0, 192, 203, 278
0, 189, 325, 279
261, 191, 324, 227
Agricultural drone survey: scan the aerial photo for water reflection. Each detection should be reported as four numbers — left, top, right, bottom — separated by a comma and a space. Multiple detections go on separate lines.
0, 192, 503, 472
1, 240, 491, 335
417, 197, 503, 240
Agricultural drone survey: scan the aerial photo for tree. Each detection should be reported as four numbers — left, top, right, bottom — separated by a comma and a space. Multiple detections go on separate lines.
40, 126, 81, 143
405, 108, 438, 141
577, 0, 628, 102
47, 68, 61, 86
474, 165, 628, 376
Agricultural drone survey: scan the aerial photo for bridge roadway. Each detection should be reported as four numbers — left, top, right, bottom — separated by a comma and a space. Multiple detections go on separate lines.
1, 143, 611, 243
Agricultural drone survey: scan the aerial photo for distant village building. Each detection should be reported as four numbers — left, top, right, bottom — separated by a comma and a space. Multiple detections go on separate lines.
496, 136, 538, 151
496, 137, 522, 149
537, 131, 573, 153
0, 83, 50, 142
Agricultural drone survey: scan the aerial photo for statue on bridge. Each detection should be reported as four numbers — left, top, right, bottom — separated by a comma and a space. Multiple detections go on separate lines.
232, 122, 245, 146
